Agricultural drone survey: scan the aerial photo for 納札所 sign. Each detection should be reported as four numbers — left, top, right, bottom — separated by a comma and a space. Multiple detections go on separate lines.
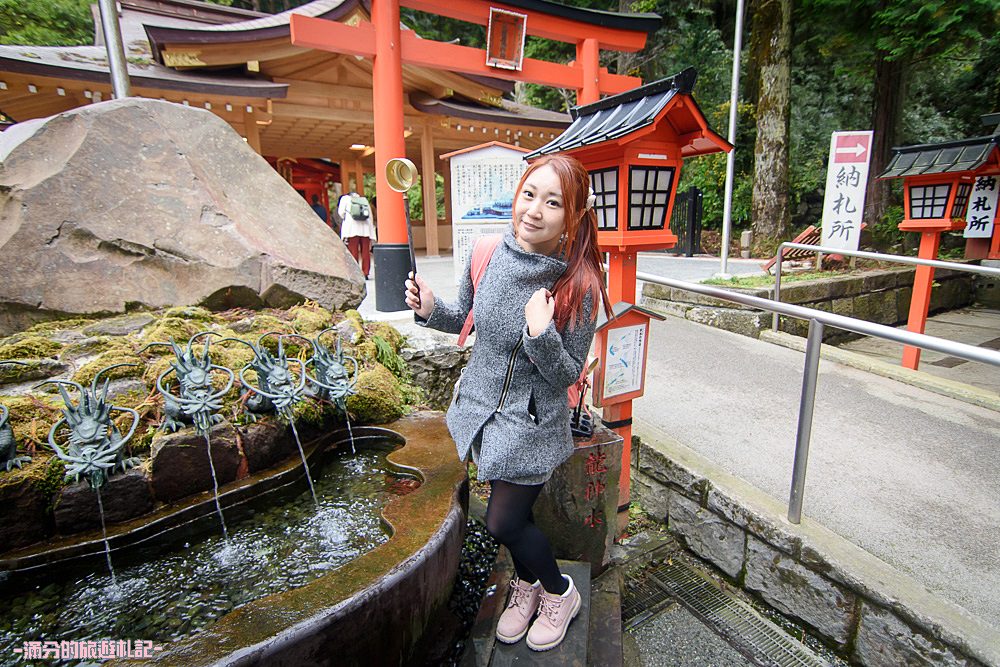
821, 131, 873, 251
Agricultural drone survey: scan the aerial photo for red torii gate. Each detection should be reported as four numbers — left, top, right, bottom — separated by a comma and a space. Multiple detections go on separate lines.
289, 0, 657, 310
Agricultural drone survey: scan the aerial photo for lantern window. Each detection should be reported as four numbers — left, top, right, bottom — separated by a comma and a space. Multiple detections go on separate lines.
589, 167, 619, 231
951, 182, 972, 218
628, 166, 674, 230
908, 183, 951, 219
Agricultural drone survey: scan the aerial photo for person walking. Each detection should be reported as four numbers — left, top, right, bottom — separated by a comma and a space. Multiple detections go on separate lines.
338, 189, 376, 279
404, 154, 610, 651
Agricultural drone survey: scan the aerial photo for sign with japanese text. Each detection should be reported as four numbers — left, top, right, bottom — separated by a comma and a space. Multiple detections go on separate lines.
444, 143, 528, 284
602, 324, 646, 399
821, 131, 873, 251
963, 175, 998, 239
486, 8, 527, 71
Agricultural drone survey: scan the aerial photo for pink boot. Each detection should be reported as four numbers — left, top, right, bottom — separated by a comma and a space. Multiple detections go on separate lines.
526, 574, 581, 651
495, 577, 541, 643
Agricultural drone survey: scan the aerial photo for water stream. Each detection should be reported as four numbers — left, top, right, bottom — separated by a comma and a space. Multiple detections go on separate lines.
94, 485, 116, 586
0, 446, 413, 667
288, 419, 318, 506
203, 432, 230, 541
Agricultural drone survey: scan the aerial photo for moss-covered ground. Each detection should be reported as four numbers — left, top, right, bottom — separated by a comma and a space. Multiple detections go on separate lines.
0, 301, 423, 496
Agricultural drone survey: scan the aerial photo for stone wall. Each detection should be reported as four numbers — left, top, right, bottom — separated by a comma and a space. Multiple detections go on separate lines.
631, 435, 999, 667
641, 266, 976, 343
396, 321, 470, 411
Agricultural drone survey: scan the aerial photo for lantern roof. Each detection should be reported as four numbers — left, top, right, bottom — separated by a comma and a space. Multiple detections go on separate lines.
595, 302, 665, 332
524, 67, 729, 159
879, 135, 1000, 179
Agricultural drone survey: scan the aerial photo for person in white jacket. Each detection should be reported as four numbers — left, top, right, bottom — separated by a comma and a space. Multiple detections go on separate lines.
337, 191, 377, 279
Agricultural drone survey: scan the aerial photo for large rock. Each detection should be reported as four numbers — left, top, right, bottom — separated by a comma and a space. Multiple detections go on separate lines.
0, 98, 364, 335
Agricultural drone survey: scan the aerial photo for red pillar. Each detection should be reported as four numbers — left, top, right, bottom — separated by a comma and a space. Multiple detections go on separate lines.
901, 231, 941, 370
605, 249, 638, 532
371, 0, 407, 245
577, 38, 599, 105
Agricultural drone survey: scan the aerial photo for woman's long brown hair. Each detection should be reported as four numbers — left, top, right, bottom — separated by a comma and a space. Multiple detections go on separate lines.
513, 154, 613, 330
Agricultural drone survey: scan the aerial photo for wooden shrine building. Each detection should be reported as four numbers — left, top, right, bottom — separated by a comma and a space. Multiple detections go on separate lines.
0, 0, 660, 256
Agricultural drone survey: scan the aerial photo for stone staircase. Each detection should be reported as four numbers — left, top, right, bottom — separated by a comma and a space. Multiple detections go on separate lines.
461, 550, 624, 667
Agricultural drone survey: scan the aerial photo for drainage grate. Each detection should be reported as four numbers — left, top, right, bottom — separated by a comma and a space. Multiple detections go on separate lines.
623, 557, 832, 667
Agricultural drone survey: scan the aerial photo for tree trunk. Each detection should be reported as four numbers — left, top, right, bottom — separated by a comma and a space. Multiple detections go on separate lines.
750, 0, 792, 252
864, 50, 907, 229
616, 0, 637, 76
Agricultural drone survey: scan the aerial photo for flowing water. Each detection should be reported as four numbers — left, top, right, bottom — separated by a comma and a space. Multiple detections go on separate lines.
289, 419, 318, 506
0, 446, 414, 667
93, 485, 116, 586
203, 431, 230, 541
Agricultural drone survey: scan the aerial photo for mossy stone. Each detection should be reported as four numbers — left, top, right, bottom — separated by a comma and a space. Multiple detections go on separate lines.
0, 336, 63, 360
139, 318, 202, 348
369, 322, 405, 352
288, 302, 334, 334
347, 363, 404, 424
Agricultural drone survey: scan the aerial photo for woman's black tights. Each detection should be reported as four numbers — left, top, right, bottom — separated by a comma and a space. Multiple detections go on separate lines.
485, 480, 568, 595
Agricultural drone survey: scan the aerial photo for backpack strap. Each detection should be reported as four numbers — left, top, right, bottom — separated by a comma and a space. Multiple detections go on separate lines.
457, 235, 502, 347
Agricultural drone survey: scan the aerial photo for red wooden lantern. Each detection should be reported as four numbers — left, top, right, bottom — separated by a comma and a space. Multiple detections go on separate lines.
526, 68, 731, 253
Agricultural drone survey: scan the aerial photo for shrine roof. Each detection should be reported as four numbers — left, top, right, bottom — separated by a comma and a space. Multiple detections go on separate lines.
524, 68, 711, 158
0, 45, 288, 98
879, 136, 1000, 178
142, 0, 661, 46
410, 92, 570, 129
0, 1, 289, 98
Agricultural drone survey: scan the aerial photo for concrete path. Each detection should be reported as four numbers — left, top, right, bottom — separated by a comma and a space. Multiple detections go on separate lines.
836, 305, 1000, 395
634, 314, 1000, 632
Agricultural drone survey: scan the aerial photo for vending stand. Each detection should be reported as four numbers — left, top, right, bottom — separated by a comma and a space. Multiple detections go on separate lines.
525, 67, 731, 528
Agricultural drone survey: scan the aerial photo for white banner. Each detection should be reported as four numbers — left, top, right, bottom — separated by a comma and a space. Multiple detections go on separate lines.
821, 131, 873, 251
963, 175, 998, 239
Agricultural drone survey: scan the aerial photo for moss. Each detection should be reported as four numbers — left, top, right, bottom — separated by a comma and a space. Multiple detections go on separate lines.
351, 340, 379, 367
346, 363, 404, 424
290, 395, 329, 425
288, 301, 334, 335
142, 356, 175, 388
0, 360, 42, 384
60, 336, 118, 361
344, 309, 364, 325
0, 335, 63, 360
139, 317, 202, 348
369, 322, 405, 352
23, 318, 95, 334
161, 306, 217, 322
372, 335, 409, 380
72, 343, 144, 387
0, 454, 68, 509
0, 394, 65, 450
241, 315, 291, 341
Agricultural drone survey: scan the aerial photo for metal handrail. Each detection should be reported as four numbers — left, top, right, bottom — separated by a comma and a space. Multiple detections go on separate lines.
635, 269, 1000, 524
772, 242, 1000, 332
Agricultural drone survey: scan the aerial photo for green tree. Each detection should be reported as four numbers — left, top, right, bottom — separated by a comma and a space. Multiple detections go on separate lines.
802, 0, 1000, 229
0, 0, 92, 46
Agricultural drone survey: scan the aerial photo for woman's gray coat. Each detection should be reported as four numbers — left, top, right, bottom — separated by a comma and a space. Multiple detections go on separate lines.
417, 231, 596, 483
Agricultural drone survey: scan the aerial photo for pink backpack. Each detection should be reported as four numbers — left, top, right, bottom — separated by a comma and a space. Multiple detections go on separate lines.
456, 235, 592, 434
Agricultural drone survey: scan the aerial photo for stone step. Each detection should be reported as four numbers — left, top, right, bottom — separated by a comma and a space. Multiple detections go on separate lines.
462, 550, 624, 667
489, 560, 591, 666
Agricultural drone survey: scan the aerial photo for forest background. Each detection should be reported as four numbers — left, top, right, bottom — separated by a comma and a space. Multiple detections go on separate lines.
2, 0, 998, 255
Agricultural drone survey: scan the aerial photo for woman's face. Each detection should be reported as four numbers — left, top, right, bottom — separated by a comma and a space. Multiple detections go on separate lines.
514, 164, 567, 256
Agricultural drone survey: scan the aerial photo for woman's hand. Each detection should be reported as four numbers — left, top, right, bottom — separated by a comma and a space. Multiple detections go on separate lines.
525, 289, 555, 337
404, 271, 435, 320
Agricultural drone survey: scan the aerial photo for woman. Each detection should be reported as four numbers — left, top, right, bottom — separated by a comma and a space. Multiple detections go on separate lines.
404, 154, 611, 651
